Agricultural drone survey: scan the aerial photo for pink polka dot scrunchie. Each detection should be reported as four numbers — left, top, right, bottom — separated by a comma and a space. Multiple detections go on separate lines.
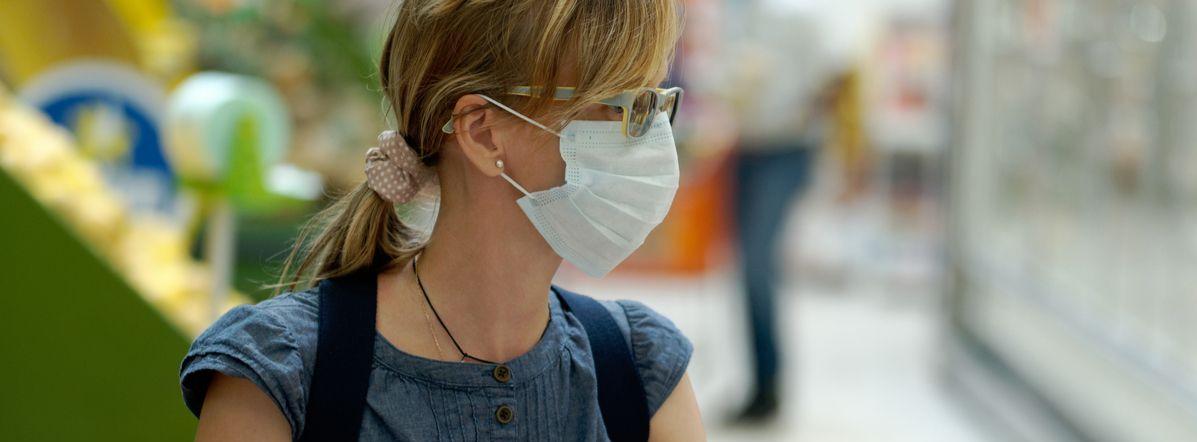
364, 130, 431, 204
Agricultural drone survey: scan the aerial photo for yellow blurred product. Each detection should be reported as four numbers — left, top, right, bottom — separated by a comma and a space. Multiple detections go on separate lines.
0, 82, 245, 337
103, 0, 198, 85
0, 0, 137, 87
831, 68, 868, 170
829, 67, 873, 199
104, 0, 172, 37
0, 0, 196, 87
117, 216, 192, 301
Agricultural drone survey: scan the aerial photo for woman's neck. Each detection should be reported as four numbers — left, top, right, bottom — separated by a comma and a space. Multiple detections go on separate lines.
406, 180, 561, 363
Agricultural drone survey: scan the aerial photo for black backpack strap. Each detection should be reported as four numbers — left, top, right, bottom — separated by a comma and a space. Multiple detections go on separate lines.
553, 286, 650, 442
299, 265, 380, 442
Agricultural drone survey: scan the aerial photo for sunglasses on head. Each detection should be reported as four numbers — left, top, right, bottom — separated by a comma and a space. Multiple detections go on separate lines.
442, 86, 684, 139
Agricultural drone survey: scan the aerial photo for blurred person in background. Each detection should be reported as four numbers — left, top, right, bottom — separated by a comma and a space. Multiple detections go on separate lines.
725, 7, 858, 423
177, 1, 705, 440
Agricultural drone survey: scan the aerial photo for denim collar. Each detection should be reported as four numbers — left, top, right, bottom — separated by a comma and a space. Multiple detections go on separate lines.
369, 288, 567, 388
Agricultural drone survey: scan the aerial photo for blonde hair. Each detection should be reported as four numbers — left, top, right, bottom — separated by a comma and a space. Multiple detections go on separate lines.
273, 0, 683, 293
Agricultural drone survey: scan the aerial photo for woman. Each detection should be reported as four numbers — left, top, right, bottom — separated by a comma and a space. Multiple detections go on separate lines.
178, 0, 704, 440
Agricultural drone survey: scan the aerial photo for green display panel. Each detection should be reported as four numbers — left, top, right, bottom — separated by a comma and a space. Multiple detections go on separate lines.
0, 169, 196, 440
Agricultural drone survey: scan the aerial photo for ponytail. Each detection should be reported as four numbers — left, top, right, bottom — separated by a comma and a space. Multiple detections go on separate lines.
269, 182, 422, 295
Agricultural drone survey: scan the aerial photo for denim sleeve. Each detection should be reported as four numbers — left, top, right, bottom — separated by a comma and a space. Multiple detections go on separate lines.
611, 299, 694, 417
179, 303, 307, 436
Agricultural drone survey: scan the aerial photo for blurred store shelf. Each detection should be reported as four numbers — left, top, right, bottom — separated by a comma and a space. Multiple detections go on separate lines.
946, 0, 1197, 440
0, 83, 250, 337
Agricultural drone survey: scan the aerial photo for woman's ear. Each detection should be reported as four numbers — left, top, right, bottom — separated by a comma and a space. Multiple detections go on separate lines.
451, 94, 506, 178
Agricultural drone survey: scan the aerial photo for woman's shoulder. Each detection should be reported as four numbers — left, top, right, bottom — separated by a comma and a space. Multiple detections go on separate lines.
244, 287, 322, 336
186, 287, 323, 363
593, 298, 694, 418
178, 286, 322, 436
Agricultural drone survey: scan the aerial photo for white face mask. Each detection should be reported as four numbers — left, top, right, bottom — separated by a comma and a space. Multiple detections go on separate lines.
477, 95, 681, 277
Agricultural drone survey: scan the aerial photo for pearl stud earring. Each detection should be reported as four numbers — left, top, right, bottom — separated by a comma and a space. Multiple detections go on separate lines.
496, 159, 505, 170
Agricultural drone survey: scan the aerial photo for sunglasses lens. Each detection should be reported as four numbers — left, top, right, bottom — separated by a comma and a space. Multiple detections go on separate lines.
629, 89, 657, 137
661, 93, 678, 122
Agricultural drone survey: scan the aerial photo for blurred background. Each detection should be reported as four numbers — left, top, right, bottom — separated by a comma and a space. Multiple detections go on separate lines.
1, 0, 1195, 440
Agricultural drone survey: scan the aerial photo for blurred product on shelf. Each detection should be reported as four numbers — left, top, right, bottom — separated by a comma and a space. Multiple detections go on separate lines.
165, 72, 319, 213
0, 82, 247, 337
0, 0, 199, 87
0, 0, 194, 212
165, 71, 321, 319
0, 0, 330, 335
175, 0, 391, 187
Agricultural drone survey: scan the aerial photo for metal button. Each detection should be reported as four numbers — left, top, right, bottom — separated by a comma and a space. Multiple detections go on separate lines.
492, 365, 512, 383
495, 404, 514, 424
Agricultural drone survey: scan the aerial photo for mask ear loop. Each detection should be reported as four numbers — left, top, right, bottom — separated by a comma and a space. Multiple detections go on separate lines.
499, 173, 532, 197
444, 94, 560, 197
479, 94, 562, 197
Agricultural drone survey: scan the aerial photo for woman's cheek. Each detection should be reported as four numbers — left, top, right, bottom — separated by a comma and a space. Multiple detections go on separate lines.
532, 136, 567, 190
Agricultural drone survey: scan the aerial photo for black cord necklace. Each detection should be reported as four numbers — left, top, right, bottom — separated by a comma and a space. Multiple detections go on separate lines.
412, 256, 501, 365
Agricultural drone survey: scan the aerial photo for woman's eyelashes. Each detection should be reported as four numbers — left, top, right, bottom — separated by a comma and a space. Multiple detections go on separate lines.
599, 104, 623, 121
572, 103, 622, 122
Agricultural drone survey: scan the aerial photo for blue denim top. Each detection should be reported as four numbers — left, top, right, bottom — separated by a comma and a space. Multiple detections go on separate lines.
179, 285, 693, 441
